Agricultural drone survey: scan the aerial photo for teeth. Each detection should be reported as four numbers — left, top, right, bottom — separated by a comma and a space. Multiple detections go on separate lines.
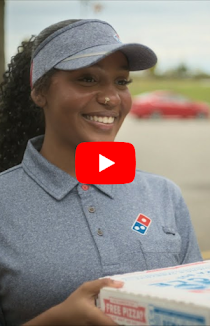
98, 116, 103, 123
85, 115, 115, 124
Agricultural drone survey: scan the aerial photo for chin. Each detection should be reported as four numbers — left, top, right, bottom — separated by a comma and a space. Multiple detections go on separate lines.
89, 135, 116, 142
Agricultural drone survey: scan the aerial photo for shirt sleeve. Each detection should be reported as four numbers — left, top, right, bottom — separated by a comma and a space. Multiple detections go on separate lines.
0, 306, 5, 326
175, 191, 203, 264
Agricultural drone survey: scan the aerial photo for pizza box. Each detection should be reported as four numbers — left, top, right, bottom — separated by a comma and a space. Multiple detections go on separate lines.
97, 260, 210, 325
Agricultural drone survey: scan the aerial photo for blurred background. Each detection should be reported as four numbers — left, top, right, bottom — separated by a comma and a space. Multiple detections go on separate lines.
0, 0, 210, 258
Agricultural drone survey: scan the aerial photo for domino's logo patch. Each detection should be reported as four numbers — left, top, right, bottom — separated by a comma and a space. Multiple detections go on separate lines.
132, 214, 152, 235
113, 33, 122, 43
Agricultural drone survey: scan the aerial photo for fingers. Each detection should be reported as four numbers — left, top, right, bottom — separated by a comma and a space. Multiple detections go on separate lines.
81, 278, 124, 296
89, 305, 118, 326
77, 278, 124, 325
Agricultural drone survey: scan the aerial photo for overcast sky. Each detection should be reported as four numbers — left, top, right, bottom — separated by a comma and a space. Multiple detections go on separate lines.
4, 0, 210, 73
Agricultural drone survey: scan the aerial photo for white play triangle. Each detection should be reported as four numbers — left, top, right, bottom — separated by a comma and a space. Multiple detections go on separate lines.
99, 154, 115, 172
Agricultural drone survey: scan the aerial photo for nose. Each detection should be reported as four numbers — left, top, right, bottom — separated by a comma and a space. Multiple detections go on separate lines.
96, 88, 121, 108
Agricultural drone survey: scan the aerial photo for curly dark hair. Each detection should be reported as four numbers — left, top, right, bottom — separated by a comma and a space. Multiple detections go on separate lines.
0, 19, 81, 172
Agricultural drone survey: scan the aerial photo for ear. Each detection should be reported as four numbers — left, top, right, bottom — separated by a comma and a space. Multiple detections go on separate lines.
31, 89, 46, 108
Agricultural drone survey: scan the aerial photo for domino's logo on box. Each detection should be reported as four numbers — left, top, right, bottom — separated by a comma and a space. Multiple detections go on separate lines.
132, 214, 152, 235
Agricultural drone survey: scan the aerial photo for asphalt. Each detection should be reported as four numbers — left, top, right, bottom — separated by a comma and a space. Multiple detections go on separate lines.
116, 116, 210, 260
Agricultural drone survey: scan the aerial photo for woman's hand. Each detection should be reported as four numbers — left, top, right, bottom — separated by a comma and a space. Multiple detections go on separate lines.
23, 278, 124, 326
55, 278, 124, 325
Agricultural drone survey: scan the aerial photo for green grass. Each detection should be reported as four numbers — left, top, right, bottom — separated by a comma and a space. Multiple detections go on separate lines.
128, 78, 210, 105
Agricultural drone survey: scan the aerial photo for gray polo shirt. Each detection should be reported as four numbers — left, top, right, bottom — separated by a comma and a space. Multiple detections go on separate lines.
0, 136, 202, 325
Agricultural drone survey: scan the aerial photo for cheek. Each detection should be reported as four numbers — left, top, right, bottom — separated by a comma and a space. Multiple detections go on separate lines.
122, 91, 132, 115
52, 93, 79, 118
58, 90, 92, 114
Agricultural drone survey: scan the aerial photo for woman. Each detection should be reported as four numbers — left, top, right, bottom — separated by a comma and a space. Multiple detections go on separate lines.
0, 19, 202, 325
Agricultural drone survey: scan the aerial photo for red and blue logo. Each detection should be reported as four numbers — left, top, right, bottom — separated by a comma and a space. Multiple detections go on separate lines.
132, 214, 152, 235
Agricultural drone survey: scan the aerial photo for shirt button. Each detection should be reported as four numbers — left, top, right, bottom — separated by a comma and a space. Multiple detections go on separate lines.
88, 206, 95, 213
97, 228, 103, 236
82, 185, 89, 191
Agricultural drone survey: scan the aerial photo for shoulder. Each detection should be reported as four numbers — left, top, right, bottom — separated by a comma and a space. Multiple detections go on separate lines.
134, 169, 181, 191
131, 169, 183, 203
0, 164, 23, 178
0, 164, 24, 190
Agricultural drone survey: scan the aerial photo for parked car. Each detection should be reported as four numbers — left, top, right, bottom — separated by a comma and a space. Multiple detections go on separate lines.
130, 91, 210, 119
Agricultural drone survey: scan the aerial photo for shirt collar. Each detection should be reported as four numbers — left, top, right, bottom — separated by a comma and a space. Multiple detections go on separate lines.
22, 136, 114, 200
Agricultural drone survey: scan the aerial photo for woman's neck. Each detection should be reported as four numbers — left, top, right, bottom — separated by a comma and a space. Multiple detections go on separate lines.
40, 134, 77, 178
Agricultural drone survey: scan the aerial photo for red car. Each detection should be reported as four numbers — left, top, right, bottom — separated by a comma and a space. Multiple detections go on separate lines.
130, 91, 209, 119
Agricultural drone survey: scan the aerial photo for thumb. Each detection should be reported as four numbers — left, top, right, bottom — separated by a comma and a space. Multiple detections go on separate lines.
81, 278, 124, 296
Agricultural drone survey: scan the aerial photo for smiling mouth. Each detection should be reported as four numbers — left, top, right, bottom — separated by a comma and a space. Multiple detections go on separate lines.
83, 115, 115, 124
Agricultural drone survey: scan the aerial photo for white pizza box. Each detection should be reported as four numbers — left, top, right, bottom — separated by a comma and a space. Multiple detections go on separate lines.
97, 260, 210, 325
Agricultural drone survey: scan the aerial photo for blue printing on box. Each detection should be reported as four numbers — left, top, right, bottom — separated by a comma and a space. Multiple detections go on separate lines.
149, 305, 206, 326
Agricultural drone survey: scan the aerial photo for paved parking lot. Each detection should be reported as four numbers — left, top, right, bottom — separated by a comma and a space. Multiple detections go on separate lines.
116, 116, 210, 258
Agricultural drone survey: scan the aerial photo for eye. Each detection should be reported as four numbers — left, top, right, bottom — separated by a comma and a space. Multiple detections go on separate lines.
116, 78, 133, 86
78, 76, 97, 83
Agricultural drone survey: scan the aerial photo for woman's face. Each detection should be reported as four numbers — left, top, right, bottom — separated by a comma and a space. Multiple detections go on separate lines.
41, 51, 132, 149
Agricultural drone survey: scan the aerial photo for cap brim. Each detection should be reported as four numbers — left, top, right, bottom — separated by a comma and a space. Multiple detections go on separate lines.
55, 43, 157, 71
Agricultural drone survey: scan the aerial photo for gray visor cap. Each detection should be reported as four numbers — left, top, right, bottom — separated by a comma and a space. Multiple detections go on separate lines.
31, 19, 157, 87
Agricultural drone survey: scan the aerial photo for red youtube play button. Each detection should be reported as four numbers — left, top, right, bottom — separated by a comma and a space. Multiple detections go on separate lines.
75, 142, 136, 184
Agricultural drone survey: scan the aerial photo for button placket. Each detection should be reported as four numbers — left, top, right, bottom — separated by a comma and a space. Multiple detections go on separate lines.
77, 185, 119, 267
